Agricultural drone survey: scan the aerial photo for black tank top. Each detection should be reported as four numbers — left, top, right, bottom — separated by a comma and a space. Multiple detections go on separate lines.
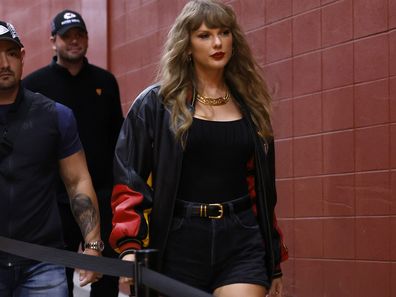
176, 117, 254, 203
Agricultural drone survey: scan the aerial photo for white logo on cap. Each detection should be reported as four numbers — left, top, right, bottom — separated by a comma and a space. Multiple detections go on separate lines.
0, 25, 10, 36
7, 23, 19, 39
64, 12, 77, 20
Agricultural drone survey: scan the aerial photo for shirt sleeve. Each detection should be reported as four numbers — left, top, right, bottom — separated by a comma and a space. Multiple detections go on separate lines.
55, 102, 82, 159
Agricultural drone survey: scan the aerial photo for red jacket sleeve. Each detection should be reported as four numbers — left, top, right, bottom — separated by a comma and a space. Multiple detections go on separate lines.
109, 184, 145, 253
109, 89, 156, 255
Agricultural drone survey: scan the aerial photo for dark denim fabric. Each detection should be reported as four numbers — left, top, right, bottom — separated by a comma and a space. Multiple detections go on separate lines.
0, 262, 68, 297
162, 196, 269, 293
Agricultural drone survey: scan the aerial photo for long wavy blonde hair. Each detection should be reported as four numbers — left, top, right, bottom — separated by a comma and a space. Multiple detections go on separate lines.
157, 0, 273, 143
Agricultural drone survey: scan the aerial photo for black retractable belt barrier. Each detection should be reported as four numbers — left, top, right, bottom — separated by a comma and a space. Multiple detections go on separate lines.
0, 236, 134, 277
0, 236, 214, 297
131, 249, 159, 297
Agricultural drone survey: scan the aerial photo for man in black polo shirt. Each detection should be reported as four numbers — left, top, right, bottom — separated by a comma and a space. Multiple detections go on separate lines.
0, 20, 102, 297
23, 9, 123, 297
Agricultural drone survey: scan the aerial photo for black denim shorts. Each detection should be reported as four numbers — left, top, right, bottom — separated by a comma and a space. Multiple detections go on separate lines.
162, 196, 270, 293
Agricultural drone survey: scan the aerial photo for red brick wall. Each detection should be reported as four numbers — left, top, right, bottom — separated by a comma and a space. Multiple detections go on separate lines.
1, 0, 395, 296
0, 0, 107, 78
265, 1, 395, 296
107, 1, 188, 112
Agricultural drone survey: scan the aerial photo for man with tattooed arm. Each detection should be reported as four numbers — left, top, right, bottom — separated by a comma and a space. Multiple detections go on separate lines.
0, 20, 102, 297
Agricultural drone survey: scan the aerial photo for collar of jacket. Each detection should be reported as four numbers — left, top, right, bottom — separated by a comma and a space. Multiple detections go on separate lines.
50, 56, 89, 76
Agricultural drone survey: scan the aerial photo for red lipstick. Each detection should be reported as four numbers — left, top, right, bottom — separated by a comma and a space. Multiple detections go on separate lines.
211, 52, 225, 59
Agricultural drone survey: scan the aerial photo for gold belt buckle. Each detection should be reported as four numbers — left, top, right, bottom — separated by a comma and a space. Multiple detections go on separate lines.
208, 203, 224, 219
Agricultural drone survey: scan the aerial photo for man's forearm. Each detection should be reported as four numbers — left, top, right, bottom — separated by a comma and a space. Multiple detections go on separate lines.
71, 193, 100, 240
59, 151, 101, 243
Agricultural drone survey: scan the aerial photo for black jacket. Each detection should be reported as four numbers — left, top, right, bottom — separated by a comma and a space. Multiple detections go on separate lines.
110, 84, 288, 280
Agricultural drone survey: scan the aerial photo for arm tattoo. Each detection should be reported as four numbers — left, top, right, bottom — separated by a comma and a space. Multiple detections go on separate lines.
70, 194, 98, 238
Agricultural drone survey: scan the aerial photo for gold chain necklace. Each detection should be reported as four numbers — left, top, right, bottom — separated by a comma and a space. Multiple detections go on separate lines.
196, 90, 230, 106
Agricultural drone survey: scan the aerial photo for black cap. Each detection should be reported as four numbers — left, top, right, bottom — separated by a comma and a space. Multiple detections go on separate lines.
0, 21, 23, 48
51, 9, 87, 36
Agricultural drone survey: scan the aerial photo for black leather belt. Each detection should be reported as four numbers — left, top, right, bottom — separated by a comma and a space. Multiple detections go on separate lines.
174, 195, 251, 219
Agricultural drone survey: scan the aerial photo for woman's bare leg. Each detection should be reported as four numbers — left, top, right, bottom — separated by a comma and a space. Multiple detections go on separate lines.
213, 283, 267, 297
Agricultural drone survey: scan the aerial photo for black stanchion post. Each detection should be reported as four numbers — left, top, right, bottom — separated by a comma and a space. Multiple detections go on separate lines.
131, 249, 159, 297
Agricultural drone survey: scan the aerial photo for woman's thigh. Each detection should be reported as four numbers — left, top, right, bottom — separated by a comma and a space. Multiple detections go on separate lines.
213, 283, 267, 297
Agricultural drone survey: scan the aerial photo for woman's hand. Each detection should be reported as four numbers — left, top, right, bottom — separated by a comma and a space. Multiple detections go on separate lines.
268, 277, 283, 297
120, 253, 136, 284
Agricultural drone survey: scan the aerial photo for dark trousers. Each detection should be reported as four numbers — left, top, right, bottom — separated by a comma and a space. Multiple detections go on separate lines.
58, 193, 119, 297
